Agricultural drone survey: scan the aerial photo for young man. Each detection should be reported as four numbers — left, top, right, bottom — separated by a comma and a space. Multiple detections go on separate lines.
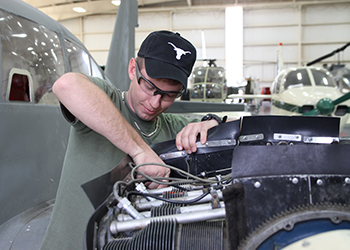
40, 30, 222, 249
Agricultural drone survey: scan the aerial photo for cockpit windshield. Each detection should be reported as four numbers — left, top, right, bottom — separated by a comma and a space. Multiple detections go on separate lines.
312, 69, 337, 87
190, 67, 226, 101
284, 69, 311, 90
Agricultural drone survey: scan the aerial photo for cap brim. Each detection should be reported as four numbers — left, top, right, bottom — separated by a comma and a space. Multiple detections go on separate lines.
144, 58, 188, 90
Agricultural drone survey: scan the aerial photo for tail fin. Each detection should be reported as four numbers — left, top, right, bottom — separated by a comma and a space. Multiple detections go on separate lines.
105, 0, 138, 91
201, 30, 207, 66
277, 43, 284, 73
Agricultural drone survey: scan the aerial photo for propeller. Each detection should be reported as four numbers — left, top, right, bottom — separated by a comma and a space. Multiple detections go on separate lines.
303, 92, 350, 116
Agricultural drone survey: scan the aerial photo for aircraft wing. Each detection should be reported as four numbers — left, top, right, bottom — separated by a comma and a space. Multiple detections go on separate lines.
227, 94, 272, 99
166, 100, 245, 113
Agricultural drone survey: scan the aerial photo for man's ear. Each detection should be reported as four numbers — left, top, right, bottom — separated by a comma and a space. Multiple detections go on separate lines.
128, 58, 136, 81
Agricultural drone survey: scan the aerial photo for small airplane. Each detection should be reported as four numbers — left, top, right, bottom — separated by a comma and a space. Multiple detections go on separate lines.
270, 66, 350, 129
226, 43, 350, 130
0, 0, 107, 249
269, 42, 350, 129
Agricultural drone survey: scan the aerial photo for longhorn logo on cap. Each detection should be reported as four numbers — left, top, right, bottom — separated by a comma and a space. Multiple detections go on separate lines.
168, 42, 191, 60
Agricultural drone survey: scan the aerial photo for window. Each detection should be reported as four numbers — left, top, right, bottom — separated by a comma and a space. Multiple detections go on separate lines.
65, 40, 90, 75
7, 69, 32, 102
65, 39, 104, 79
284, 69, 311, 90
312, 69, 337, 87
0, 9, 65, 105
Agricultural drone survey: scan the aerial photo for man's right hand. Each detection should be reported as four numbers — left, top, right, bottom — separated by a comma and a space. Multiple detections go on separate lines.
132, 149, 170, 189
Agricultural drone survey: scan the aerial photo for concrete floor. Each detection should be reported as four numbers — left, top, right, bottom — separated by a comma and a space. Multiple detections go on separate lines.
0, 201, 53, 250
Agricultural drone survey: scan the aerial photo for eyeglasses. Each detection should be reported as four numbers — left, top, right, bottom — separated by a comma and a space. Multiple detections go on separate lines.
135, 62, 184, 101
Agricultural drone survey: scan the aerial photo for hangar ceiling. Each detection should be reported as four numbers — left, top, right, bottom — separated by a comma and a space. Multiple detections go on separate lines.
22, 0, 345, 21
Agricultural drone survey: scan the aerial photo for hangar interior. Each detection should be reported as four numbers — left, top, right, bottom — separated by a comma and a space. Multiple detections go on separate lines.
24, 0, 350, 91
1, 1, 350, 250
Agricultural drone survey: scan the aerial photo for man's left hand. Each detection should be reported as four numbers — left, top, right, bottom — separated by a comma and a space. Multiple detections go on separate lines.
175, 119, 219, 154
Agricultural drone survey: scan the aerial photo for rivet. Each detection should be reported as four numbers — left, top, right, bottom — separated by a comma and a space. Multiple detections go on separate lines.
316, 179, 323, 186
345, 177, 350, 184
254, 181, 261, 188
292, 178, 299, 184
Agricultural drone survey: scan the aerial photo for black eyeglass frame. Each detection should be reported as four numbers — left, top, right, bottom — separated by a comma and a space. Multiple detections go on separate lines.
135, 62, 184, 101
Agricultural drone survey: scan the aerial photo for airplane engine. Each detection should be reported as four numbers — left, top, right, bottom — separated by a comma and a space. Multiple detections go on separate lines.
84, 116, 350, 250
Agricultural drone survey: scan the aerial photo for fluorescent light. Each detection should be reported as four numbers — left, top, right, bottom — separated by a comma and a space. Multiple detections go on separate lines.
12, 33, 27, 38
111, 1, 121, 6
225, 6, 243, 87
73, 7, 86, 13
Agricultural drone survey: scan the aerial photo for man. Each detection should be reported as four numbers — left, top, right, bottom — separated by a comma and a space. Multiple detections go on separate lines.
41, 30, 224, 249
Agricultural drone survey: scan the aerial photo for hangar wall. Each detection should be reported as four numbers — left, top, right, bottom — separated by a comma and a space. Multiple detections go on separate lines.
60, 1, 350, 90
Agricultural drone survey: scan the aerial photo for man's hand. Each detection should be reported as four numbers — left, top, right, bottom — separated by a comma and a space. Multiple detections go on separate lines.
175, 119, 219, 154
132, 149, 170, 189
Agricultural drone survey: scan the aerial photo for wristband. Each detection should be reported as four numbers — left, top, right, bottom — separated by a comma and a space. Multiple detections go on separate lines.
201, 113, 227, 124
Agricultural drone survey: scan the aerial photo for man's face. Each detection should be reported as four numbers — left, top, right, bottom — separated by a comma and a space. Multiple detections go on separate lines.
127, 59, 183, 121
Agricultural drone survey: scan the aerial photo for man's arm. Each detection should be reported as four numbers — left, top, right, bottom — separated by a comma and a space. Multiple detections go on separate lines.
53, 72, 169, 189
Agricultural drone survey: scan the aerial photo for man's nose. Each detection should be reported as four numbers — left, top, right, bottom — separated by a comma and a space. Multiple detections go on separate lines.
149, 93, 162, 108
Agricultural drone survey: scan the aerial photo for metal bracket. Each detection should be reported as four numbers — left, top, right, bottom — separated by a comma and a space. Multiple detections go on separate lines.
274, 133, 302, 142
303, 136, 339, 144
239, 133, 264, 142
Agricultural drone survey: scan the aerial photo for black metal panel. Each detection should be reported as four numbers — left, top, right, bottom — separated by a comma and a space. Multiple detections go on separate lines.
151, 120, 240, 177
226, 174, 350, 236
231, 144, 350, 179
239, 176, 310, 233
239, 115, 339, 145
310, 176, 350, 204
164, 148, 234, 177
82, 155, 133, 209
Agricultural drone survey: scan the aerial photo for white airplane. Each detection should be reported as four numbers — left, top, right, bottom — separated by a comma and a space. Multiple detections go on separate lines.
227, 43, 350, 130
270, 66, 350, 129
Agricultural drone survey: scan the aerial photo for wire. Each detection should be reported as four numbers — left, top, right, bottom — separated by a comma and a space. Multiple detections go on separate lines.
127, 190, 210, 205
112, 160, 231, 202
131, 162, 231, 186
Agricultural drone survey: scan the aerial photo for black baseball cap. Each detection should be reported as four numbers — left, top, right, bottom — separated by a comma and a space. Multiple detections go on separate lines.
137, 30, 197, 90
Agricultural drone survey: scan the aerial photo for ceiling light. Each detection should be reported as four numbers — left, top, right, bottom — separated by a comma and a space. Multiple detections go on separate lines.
73, 7, 86, 13
111, 1, 121, 6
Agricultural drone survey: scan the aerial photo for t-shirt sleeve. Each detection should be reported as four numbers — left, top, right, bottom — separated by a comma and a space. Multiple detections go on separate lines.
162, 113, 201, 135
59, 76, 122, 126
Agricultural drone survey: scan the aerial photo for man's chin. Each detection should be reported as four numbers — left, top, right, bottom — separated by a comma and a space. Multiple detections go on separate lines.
139, 113, 157, 121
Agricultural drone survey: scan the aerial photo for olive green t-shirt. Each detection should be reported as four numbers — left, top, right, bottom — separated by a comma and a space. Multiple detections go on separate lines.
41, 77, 199, 250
